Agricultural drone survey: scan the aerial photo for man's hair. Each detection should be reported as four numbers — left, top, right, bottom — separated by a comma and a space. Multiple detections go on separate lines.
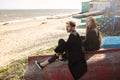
66, 21, 76, 27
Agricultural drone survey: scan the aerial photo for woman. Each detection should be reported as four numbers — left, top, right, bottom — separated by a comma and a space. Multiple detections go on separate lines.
83, 16, 102, 51
35, 21, 87, 80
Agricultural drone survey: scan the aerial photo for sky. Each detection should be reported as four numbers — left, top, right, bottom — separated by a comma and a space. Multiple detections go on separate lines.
0, 0, 91, 9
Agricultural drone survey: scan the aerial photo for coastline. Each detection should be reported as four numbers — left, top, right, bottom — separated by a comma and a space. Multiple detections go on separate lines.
0, 13, 78, 25
0, 15, 85, 67
0, 9, 80, 25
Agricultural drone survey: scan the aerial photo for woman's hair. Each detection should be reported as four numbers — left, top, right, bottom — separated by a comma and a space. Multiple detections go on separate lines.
86, 16, 102, 45
86, 16, 98, 32
90, 16, 98, 29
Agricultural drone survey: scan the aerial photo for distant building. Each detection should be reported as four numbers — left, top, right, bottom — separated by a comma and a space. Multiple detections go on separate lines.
80, 0, 120, 23
89, 0, 111, 11
81, 1, 90, 12
81, 0, 112, 12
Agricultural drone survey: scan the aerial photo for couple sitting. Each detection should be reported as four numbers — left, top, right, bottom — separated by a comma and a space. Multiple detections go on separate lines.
35, 16, 102, 80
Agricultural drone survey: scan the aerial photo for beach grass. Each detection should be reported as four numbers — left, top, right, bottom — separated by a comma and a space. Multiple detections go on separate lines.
0, 48, 54, 80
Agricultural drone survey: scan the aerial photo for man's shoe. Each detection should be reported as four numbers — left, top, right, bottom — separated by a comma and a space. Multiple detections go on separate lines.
35, 60, 44, 70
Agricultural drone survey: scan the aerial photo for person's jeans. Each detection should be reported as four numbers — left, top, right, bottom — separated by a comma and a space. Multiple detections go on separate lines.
48, 39, 66, 63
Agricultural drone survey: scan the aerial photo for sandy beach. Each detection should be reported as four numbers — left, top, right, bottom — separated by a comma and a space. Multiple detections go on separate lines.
0, 16, 85, 67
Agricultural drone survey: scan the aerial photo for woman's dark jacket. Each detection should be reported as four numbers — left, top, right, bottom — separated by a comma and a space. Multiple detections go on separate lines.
84, 29, 101, 51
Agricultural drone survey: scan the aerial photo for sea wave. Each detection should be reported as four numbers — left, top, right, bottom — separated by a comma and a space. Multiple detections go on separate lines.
0, 11, 79, 25
0, 15, 68, 25
0, 16, 48, 25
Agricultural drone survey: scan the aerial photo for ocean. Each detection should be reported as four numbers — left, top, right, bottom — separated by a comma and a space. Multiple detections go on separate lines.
0, 9, 80, 24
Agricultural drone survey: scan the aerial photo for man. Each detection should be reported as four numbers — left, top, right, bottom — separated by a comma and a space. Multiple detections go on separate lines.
35, 21, 87, 80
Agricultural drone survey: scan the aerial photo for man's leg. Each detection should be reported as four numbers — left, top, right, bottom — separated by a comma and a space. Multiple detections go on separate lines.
35, 39, 65, 69
35, 54, 58, 69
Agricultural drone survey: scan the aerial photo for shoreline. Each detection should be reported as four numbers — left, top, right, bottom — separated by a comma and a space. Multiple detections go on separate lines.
0, 11, 79, 26
0, 14, 74, 25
